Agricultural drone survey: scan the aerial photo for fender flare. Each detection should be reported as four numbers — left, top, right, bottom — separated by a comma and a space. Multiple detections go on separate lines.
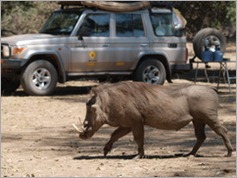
23, 50, 67, 83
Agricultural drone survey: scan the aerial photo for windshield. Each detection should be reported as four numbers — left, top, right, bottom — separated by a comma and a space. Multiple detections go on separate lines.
40, 10, 82, 35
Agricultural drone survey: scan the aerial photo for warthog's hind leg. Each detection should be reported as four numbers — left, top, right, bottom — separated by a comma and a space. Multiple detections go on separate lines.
208, 121, 233, 157
187, 118, 233, 157
103, 127, 131, 156
186, 120, 206, 156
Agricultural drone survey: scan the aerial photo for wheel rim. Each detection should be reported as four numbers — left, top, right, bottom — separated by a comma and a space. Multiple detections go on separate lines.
32, 68, 51, 90
143, 65, 161, 84
204, 35, 221, 47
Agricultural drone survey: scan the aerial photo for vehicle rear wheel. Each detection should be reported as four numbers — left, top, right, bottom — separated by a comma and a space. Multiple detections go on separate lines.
21, 60, 58, 96
134, 59, 166, 85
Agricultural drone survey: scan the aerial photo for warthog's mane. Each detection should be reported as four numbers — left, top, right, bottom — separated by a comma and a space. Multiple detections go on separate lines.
91, 81, 193, 97
90, 82, 193, 111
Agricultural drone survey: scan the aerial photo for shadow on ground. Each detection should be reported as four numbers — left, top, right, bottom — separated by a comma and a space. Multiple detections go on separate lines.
2, 66, 236, 97
3, 85, 95, 96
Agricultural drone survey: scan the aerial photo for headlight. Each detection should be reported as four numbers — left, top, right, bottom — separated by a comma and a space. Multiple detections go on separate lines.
1, 45, 10, 57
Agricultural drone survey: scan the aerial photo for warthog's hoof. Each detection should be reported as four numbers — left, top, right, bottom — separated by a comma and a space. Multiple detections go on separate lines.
132, 154, 146, 159
183, 153, 204, 157
103, 144, 112, 156
225, 150, 232, 157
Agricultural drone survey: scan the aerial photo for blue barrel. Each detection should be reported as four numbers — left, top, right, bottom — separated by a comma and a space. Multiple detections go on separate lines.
201, 50, 213, 62
213, 47, 223, 62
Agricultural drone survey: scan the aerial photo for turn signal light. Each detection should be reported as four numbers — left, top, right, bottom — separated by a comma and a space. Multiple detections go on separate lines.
12, 47, 25, 55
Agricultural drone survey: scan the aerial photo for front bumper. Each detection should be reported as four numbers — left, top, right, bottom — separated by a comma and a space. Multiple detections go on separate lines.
1, 58, 27, 71
1, 58, 27, 78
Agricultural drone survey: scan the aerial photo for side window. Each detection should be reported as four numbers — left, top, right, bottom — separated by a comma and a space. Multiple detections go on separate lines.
77, 14, 110, 37
116, 14, 144, 37
151, 13, 179, 36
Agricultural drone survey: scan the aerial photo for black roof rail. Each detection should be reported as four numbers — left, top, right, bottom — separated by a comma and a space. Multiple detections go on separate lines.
150, 1, 179, 8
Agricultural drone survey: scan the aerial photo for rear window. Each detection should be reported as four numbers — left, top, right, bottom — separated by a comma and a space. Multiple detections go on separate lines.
116, 14, 145, 37
150, 13, 182, 37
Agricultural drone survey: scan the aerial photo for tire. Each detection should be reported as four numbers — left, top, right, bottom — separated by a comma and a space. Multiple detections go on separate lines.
21, 60, 58, 96
193, 28, 226, 60
1, 77, 20, 95
134, 59, 166, 85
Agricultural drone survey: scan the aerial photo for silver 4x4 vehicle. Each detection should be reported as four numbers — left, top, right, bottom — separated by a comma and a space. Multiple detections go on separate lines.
1, 2, 190, 96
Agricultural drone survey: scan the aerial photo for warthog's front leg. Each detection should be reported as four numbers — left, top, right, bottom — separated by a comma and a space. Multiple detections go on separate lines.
104, 127, 131, 156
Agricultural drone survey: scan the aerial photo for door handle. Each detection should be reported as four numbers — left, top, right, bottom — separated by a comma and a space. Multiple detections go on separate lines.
140, 44, 148, 47
75, 45, 87, 48
103, 44, 110, 47
168, 43, 177, 48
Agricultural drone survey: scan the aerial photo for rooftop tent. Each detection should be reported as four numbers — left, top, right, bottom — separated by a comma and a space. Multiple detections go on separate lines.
58, 1, 186, 28
59, 1, 150, 11
58, 1, 181, 11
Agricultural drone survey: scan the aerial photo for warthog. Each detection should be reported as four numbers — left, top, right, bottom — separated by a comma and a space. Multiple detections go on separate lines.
73, 81, 233, 158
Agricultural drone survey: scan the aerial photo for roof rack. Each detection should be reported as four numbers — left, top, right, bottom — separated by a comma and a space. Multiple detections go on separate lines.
58, 1, 84, 9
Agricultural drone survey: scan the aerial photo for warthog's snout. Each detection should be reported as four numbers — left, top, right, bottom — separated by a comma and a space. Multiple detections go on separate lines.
72, 119, 93, 140
72, 123, 87, 139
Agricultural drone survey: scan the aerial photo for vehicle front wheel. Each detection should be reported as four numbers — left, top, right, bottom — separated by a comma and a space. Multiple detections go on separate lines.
134, 59, 166, 85
21, 60, 58, 96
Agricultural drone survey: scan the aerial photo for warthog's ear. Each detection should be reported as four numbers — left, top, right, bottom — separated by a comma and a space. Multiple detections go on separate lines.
91, 104, 98, 112
86, 96, 96, 106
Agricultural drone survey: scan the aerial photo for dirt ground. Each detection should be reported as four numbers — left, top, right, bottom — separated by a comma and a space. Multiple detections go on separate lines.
1, 43, 236, 177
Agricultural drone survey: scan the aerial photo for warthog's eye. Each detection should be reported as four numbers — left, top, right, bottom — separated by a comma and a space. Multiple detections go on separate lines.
86, 96, 96, 106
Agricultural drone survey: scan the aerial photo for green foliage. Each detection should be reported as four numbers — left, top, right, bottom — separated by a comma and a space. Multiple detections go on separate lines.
1, 1, 236, 39
1, 1, 58, 35
226, 1, 236, 25
1, 1, 35, 16
175, 1, 236, 39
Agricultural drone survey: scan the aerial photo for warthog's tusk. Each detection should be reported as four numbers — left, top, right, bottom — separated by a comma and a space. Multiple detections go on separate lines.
72, 123, 83, 133
78, 117, 83, 126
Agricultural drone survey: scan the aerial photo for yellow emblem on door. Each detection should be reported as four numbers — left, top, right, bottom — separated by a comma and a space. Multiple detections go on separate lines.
89, 51, 96, 60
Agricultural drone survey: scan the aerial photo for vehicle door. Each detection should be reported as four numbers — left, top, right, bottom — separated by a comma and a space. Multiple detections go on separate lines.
109, 12, 149, 71
70, 12, 112, 72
